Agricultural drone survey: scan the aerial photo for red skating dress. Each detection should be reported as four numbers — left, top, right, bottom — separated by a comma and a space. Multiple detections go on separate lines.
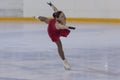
48, 19, 70, 42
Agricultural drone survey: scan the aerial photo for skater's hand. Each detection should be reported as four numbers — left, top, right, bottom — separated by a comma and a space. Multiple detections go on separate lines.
47, 2, 52, 6
33, 16, 39, 20
68, 26, 76, 30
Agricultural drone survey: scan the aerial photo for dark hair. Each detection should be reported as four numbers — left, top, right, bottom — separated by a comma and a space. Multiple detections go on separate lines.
53, 11, 62, 18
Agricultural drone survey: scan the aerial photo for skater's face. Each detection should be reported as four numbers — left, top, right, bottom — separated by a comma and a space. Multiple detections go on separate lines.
57, 12, 66, 21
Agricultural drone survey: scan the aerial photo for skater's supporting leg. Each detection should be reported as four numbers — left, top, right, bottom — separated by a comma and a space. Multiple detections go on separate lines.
55, 39, 71, 70
55, 39, 65, 60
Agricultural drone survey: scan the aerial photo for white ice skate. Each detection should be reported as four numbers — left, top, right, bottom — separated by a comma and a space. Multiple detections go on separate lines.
63, 59, 71, 70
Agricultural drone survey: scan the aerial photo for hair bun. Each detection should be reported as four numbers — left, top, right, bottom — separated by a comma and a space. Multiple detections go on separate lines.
52, 11, 62, 18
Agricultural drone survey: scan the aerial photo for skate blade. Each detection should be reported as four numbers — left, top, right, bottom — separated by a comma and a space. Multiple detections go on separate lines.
64, 67, 71, 70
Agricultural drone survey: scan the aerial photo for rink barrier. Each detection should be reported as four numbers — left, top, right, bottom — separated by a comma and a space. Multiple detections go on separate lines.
67, 18, 120, 23
0, 17, 120, 23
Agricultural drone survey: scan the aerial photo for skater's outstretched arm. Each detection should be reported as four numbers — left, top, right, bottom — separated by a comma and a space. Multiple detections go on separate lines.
38, 16, 49, 24
55, 22, 68, 29
34, 16, 49, 24
47, 2, 58, 12
55, 22, 76, 30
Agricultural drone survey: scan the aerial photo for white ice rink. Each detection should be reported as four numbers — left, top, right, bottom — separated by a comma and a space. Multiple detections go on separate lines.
0, 22, 120, 80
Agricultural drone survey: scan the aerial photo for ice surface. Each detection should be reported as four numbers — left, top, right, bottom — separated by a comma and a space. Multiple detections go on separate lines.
0, 22, 120, 80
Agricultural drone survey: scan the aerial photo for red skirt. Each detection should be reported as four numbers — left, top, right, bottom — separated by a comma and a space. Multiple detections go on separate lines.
48, 29, 70, 42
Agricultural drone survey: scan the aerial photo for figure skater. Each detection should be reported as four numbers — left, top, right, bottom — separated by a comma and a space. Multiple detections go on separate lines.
34, 2, 75, 70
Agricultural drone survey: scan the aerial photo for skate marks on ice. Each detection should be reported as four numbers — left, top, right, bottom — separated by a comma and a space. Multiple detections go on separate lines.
0, 77, 29, 80
70, 67, 120, 77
